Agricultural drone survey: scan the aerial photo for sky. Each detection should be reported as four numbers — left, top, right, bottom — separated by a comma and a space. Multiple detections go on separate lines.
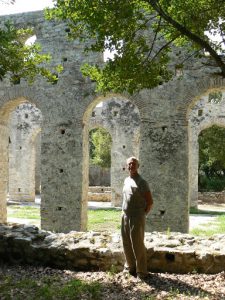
0, 0, 54, 15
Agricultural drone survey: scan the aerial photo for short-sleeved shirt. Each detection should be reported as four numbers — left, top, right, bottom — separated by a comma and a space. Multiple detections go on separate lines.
122, 173, 150, 216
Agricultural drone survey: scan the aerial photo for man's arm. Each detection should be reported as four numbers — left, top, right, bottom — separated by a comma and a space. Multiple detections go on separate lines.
144, 191, 153, 215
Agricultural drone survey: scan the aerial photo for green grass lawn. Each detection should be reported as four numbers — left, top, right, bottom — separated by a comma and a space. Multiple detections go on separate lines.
189, 207, 225, 236
7, 205, 225, 235
88, 209, 121, 231
7, 205, 121, 232
190, 215, 225, 236
7, 205, 40, 219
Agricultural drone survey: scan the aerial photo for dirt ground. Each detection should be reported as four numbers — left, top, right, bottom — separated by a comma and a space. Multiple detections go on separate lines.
0, 263, 224, 300
3, 202, 225, 299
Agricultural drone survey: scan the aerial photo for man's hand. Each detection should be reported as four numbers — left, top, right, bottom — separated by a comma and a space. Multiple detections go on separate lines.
144, 191, 153, 215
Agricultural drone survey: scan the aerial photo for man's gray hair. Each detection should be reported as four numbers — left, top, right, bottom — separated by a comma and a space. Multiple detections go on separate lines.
126, 156, 139, 165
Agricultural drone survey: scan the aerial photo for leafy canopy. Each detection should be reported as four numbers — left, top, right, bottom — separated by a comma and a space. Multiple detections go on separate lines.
199, 125, 225, 177
0, 0, 62, 83
47, 0, 225, 94
198, 125, 225, 191
0, 22, 62, 83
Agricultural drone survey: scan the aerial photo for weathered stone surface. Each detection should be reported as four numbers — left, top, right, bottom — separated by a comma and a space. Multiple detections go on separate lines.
0, 224, 225, 274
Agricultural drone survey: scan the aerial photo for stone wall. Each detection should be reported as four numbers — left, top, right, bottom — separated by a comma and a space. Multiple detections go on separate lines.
0, 10, 225, 233
198, 192, 225, 204
88, 186, 111, 202
0, 224, 225, 274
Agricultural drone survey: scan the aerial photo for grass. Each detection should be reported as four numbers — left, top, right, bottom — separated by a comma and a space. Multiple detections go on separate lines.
190, 215, 225, 236
7, 205, 40, 219
7, 205, 121, 232
87, 209, 121, 231
189, 207, 225, 216
189, 207, 225, 236
0, 275, 101, 300
7, 204, 225, 235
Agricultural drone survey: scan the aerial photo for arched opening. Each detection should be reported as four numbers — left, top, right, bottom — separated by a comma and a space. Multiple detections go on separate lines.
82, 95, 140, 232
188, 90, 225, 234
198, 125, 225, 205
0, 99, 42, 227
89, 127, 112, 198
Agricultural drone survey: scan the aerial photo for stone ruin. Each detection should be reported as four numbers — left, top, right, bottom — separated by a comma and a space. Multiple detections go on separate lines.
1, 223, 225, 274
8, 97, 140, 207
0, 10, 225, 234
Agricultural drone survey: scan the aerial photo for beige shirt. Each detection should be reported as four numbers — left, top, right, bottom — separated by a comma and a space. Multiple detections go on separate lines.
122, 173, 150, 216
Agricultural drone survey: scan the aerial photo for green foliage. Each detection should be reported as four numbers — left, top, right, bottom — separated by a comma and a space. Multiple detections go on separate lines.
89, 128, 112, 168
0, 21, 62, 83
208, 91, 223, 104
198, 125, 225, 191
47, 0, 225, 94
198, 175, 225, 192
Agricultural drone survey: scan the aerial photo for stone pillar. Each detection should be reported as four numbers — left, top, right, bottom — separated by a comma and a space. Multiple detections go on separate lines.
188, 131, 199, 208
8, 138, 36, 202
35, 132, 41, 194
40, 122, 87, 233
0, 122, 8, 223
8, 103, 41, 202
139, 121, 189, 233
111, 130, 139, 207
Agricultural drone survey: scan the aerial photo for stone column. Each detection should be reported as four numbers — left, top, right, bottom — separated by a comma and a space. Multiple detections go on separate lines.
188, 131, 199, 208
0, 122, 9, 223
111, 129, 139, 207
40, 121, 87, 233
139, 120, 189, 233
8, 137, 36, 202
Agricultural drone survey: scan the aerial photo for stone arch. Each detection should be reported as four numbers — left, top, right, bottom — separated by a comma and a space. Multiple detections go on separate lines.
187, 86, 225, 209
0, 96, 42, 222
82, 94, 141, 220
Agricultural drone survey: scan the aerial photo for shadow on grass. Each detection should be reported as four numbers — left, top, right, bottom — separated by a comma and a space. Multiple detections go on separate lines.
189, 207, 225, 216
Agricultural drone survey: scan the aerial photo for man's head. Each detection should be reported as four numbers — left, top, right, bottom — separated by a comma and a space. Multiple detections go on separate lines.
126, 156, 139, 177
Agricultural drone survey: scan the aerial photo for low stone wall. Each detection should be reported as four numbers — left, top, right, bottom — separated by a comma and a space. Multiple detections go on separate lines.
88, 186, 111, 202
0, 223, 225, 274
198, 191, 225, 204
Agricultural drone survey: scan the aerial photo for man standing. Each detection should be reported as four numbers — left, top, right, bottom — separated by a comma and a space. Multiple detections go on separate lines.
121, 156, 153, 279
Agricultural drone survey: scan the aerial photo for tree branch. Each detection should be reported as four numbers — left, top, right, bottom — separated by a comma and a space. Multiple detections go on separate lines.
148, 0, 225, 76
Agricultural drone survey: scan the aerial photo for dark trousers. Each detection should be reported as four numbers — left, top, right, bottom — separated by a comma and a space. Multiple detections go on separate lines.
121, 213, 147, 274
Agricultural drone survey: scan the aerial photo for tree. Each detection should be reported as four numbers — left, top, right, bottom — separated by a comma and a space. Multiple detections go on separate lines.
0, 1, 61, 83
198, 125, 225, 191
199, 125, 225, 177
89, 128, 112, 168
47, 0, 225, 94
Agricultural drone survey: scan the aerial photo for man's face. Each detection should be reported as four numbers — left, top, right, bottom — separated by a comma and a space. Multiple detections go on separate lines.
127, 158, 139, 176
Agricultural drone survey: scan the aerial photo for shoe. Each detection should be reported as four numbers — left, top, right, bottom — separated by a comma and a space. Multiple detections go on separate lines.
123, 268, 137, 277
137, 272, 148, 280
